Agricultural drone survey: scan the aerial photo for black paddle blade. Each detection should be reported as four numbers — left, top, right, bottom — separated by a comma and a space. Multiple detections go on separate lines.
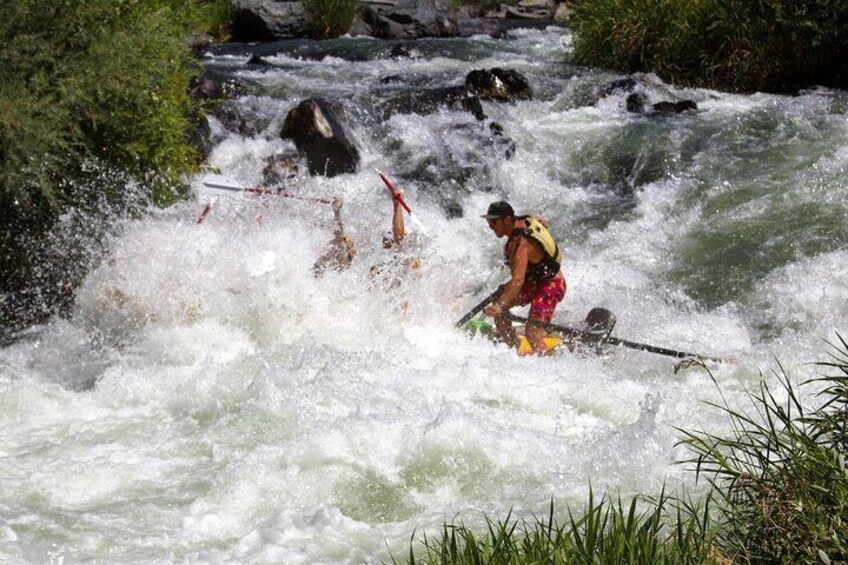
583, 307, 616, 338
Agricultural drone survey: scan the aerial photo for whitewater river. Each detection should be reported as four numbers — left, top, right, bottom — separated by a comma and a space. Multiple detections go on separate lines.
2, 27, 847, 563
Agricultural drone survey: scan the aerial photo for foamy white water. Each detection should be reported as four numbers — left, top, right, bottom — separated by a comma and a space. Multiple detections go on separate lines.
2, 27, 847, 564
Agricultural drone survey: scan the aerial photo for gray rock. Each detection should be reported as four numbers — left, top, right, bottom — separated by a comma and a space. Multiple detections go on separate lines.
230, 0, 308, 41
280, 99, 361, 177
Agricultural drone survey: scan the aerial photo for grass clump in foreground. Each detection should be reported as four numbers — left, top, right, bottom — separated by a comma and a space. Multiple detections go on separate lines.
389, 337, 848, 564
681, 339, 848, 564
569, 0, 848, 93
389, 493, 716, 564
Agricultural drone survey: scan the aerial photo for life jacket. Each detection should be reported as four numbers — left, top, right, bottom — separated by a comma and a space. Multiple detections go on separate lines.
505, 216, 562, 283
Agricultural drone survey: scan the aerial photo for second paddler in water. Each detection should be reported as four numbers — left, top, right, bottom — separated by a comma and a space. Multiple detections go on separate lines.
481, 200, 566, 355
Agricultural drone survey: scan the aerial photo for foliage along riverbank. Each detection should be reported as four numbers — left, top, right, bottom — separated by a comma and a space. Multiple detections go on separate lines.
0, 0, 230, 340
569, 0, 848, 93
391, 342, 848, 564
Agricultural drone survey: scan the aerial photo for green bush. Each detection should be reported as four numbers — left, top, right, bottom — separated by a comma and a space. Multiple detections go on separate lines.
0, 0, 230, 337
570, 0, 848, 92
302, 0, 359, 39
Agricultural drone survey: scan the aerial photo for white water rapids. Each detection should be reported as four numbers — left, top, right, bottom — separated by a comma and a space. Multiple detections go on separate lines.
2, 27, 848, 563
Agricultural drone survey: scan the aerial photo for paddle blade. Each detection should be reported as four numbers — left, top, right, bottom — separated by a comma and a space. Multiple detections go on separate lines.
202, 174, 246, 192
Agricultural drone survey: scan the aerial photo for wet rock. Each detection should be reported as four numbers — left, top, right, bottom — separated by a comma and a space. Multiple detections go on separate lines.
598, 77, 637, 98
626, 92, 649, 113
247, 54, 274, 68
489, 122, 516, 159
186, 109, 213, 161
380, 75, 406, 84
390, 44, 414, 59
262, 152, 301, 185
652, 100, 698, 113
465, 68, 533, 102
381, 86, 487, 120
211, 100, 273, 137
280, 98, 361, 177
189, 76, 249, 101
626, 93, 698, 114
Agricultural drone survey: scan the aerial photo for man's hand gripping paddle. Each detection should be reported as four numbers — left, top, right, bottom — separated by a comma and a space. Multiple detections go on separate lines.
376, 170, 428, 235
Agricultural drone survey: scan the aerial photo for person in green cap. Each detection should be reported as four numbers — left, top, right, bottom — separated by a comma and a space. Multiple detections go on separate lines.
481, 200, 566, 354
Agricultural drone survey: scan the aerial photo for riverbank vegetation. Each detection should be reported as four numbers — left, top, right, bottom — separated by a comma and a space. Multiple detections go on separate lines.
0, 0, 230, 339
569, 0, 848, 93
391, 340, 848, 564
303, 0, 359, 39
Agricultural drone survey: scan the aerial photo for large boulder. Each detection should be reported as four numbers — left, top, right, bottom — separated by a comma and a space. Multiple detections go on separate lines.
280, 99, 361, 177
230, 0, 308, 41
359, 0, 456, 39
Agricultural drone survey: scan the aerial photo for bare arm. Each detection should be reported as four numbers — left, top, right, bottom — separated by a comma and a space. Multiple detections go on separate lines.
332, 197, 345, 236
391, 197, 405, 246
484, 239, 530, 317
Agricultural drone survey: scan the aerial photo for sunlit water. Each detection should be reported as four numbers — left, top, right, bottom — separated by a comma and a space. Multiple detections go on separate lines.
2, 27, 847, 564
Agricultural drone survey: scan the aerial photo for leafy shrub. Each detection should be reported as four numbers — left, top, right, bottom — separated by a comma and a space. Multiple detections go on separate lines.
302, 0, 359, 39
0, 0, 230, 337
570, 0, 848, 92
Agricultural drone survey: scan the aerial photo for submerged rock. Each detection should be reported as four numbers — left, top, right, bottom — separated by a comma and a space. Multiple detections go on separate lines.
626, 92, 698, 114
381, 86, 486, 121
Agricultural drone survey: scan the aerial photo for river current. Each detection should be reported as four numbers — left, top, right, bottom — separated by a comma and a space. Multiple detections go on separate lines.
1, 27, 847, 563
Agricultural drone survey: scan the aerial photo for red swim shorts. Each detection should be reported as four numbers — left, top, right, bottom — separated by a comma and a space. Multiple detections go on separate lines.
517, 276, 566, 323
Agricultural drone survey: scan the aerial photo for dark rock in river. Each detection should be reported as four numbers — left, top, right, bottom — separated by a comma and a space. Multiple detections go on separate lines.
212, 99, 273, 137
189, 76, 248, 101
187, 109, 213, 161
381, 86, 487, 121
262, 152, 301, 186
465, 68, 533, 102
380, 68, 532, 120
626, 92, 698, 115
598, 77, 637, 98
652, 100, 698, 113
280, 99, 361, 177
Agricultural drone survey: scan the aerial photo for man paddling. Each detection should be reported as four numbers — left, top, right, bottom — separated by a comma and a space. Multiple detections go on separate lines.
482, 201, 566, 354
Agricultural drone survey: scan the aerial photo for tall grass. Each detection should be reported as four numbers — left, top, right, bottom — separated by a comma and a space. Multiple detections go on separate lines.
390, 339, 848, 564
680, 339, 848, 564
569, 0, 848, 93
388, 493, 717, 564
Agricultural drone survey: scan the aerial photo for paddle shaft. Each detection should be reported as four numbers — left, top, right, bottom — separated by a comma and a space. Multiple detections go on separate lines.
506, 313, 720, 361
203, 179, 334, 204
455, 284, 506, 328
377, 172, 412, 214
